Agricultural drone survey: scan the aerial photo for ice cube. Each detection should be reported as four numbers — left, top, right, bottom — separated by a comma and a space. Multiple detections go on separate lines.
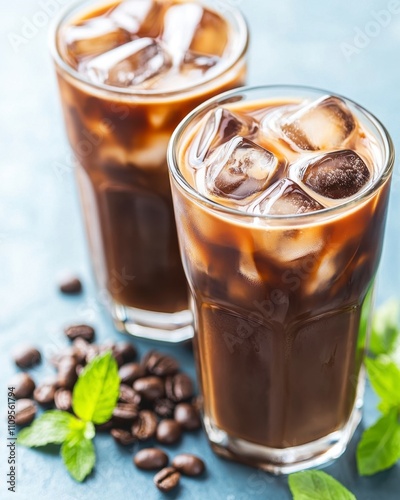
300, 150, 370, 199
182, 50, 219, 74
161, 3, 204, 65
250, 178, 324, 215
205, 136, 278, 201
281, 96, 356, 151
62, 17, 130, 63
108, 0, 153, 33
190, 107, 257, 166
83, 38, 172, 88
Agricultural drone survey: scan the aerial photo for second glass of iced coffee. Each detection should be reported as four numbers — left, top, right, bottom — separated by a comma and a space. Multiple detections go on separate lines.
168, 85, 394, 472
51, 0, 248, 341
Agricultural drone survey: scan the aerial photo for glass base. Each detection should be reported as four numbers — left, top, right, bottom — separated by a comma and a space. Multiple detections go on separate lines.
204, 406, 361, 474
111, 302, 193, 343
203, 370, 365, 477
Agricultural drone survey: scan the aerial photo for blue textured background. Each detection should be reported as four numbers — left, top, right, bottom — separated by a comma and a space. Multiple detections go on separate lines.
1, 0, 400, 498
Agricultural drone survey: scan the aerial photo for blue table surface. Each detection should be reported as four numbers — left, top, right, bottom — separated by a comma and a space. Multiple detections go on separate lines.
1, 0, 400, 498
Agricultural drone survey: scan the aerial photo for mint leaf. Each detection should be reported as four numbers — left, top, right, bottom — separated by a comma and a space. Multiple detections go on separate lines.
84, 421, 95, 440
61, 432, 96, 482
357, 408, 400, 476
288, 470, 355, 500
72, 351, 119, 424
18, 411, 83, 447
370, 299, 400, 356
365, 356, 400, 413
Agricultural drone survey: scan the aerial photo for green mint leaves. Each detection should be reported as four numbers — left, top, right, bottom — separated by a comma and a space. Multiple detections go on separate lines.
356, 299, 400, 476
370, 299, 400, 357
288, 471, 355, 500
357, 355, 400, 475
365, 356, 400, 414
18, 351, 119, 482
73, 351, 120, 424
18, 411, 84, 447
61, 434, 96, 483
357, 408, 400, 476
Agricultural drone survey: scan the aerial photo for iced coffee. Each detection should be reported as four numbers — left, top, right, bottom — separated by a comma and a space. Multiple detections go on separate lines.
168, 86, 394, 472
51, 0, 248, 341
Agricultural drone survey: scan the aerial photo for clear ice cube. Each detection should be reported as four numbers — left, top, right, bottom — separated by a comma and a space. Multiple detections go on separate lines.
300, 150, 370, 199
181, 50, 219, 73
281, 96, 356, 151
191, 107, 257, 166
250, 178, 323, 215
62, 16, 130, 63
108, 0, 154, 34
205, 136, 278, 200
161, 3, 204, 65
83, 37, 172, 87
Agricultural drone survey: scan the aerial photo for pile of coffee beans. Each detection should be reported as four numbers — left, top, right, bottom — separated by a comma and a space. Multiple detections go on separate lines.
134, 449, 205, 491
10, 321, 205, 492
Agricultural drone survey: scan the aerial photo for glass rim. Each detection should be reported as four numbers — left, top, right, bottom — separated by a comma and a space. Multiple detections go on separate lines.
167, 83, 395, 222
49, 0, 249, 98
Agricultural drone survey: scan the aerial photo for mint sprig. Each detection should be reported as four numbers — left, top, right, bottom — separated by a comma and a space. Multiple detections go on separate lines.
288, 471, 355, 500
356, 299, 400, 476
61, 434, 96, 482
369, 299, 400, 357
357, 408, 400, 476
365, 356, 400, 414
73, 350, 119, 424
357, 355, 400, 475
18, 411, 83, 447
18, 351, 119, 482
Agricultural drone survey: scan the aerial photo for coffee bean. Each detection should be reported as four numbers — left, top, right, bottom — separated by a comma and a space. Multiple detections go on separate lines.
50, 348, 76, 368
33, 381, 56, 406
134, 448, 169, 470
143, 351, 179, 377
172, 454, 205, 476
119, 384, 142, 406
59, 276, 82, 294
72, 338, 90, 364
12, 345, 41, 369
64, 324, 95, 342
192, 395, 202, 412
113, 342, 137, 366
133, 377, 165, 401
118, 363, 145, 385
131, 410, 157, 440
85, 344, 100, 363
154, 467, 180, 492
112, 403, 139, 427
174, 403, 201, 430
96, 420, 113, 432
57, 356, 78, 389
15, 399, 36, 426
111, 428, 136, 446
156, 419, 182, 445
154, 398, 175, 419
10, 373, 35, 399
76, 364, 84, 376
54, 389, 72, 411
165, 374, 193, 402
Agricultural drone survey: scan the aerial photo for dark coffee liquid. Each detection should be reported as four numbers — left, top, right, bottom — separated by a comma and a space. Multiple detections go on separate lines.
177, 96, 390, 447
55, 0, 246, 314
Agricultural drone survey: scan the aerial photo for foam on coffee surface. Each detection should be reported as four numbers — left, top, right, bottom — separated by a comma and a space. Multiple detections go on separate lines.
183, 96, 381, 214
58, 0, 232, 90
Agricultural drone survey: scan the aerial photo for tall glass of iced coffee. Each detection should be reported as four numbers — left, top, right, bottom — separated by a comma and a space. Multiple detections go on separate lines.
51, 0, 248, 341
168, 85, 394, 472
